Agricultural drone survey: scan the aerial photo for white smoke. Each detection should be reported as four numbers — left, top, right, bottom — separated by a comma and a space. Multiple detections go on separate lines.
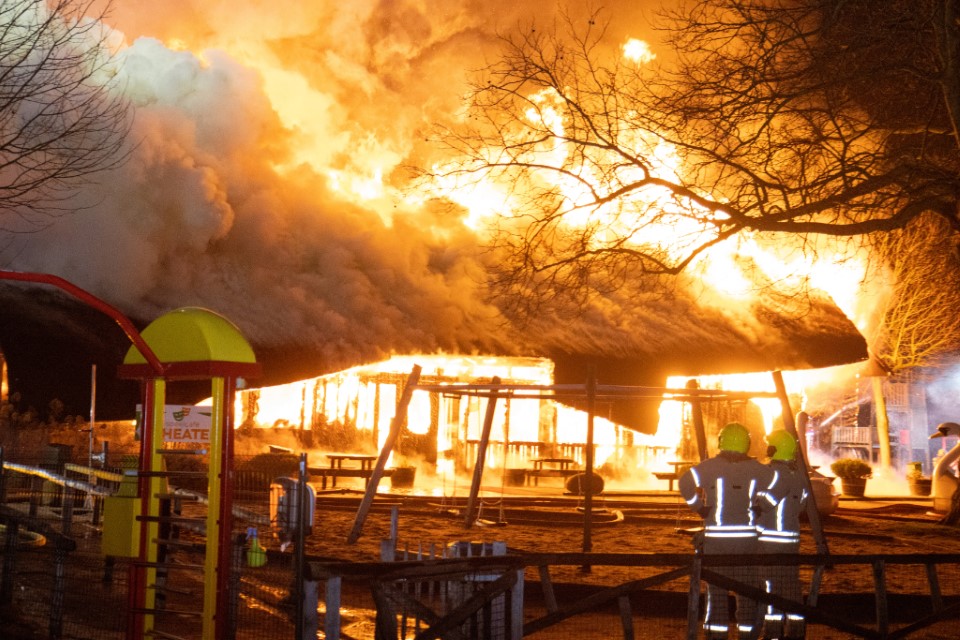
2, 1, 868, 386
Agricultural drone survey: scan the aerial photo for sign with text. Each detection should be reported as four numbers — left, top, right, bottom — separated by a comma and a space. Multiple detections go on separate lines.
136, 404, 212, 443
164, 405, 212, 443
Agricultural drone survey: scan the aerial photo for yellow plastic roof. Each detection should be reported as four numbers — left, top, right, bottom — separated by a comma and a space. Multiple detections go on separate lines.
123, 307, 257, 365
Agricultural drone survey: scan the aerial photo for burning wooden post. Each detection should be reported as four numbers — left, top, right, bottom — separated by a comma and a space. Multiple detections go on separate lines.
464, 377, 501, 528
347, 366, 421, 544
772, 370, 829, 556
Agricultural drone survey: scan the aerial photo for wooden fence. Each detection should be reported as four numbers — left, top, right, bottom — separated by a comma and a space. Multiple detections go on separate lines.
308, 551, 960, 640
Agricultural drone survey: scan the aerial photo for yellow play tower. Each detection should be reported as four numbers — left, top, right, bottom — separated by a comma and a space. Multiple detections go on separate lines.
117, 307, 261, 640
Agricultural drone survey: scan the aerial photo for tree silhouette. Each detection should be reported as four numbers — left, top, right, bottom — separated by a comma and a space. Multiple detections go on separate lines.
0, 0, 130, 232
865, 214, 960, 467
426, 2, 960, 318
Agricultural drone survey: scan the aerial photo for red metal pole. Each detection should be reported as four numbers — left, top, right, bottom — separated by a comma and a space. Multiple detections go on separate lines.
0, 270, 163, 374
0, 270, 165, 639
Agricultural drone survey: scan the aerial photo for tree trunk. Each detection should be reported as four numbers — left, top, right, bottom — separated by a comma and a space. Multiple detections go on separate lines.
872, 377, 892, 469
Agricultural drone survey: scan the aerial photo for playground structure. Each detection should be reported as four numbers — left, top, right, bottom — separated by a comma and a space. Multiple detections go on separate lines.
115, 307, 261, 640
0, 270, 262, 640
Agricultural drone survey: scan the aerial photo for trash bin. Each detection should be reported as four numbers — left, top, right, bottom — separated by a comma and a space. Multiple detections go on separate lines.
269, 477, 315, 540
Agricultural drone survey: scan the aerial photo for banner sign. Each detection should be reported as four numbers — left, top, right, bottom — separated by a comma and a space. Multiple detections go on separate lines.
136, 404, 213, 443
164, 405, 212, 443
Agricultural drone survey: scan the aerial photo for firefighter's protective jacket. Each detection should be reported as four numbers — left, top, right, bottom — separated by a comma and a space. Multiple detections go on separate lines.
678, 451, 778, 538
758, 459, 808, 545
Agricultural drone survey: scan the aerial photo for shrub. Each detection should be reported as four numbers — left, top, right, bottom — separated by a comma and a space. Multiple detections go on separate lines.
830, 458, 872, 480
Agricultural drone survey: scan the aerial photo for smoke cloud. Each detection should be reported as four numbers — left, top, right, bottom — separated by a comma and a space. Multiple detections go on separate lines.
0, 1, 665, 376
1, 1, 870, 394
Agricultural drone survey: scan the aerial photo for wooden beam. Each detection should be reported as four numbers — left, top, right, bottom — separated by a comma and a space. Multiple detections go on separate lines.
347, 366, 421, 544
582, 366, 596, 556
464, 377, 501, 528
686, 379, 708, 462
772, 370, 830, 556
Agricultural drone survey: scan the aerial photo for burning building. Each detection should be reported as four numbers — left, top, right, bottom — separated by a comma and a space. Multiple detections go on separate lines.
4, 0, 931, 479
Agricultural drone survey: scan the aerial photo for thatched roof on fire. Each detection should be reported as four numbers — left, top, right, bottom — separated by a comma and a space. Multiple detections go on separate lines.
0, 274, 865, 429
521, 282, 867, 432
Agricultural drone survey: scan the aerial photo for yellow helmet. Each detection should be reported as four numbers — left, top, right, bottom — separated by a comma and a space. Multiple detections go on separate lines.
718, 422, 751, 454
766, 429, 798, 461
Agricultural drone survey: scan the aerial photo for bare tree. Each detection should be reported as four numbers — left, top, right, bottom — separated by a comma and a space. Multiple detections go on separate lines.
425, 1, 960, 317
871, 218, 960, 376
864, 215, 960, 467
0, 0, 130, 232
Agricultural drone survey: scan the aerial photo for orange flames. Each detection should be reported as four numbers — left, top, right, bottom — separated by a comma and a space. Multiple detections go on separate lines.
108, 12, 882, 484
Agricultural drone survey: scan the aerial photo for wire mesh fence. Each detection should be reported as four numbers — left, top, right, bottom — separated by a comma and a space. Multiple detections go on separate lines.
2, 448, 960, 640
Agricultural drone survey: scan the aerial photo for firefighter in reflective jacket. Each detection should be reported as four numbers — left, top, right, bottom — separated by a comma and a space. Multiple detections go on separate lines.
679, 422, 778, 640
758, 429, 808, 640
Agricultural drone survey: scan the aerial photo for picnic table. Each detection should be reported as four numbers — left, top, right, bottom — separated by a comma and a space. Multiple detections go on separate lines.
308, 453, 391, 489
653, 461, 693, 491
525, 457, 582, 486
326, 453, 377, 471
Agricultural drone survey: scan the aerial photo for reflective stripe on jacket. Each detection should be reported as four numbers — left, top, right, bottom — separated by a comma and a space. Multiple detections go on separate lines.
758, 459, 808, 542
678, 451, 777, 534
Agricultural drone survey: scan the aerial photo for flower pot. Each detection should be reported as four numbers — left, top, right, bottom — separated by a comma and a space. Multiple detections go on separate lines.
389, 466, 417, 488
908, 477, 932, 497
840, 477, 867, 497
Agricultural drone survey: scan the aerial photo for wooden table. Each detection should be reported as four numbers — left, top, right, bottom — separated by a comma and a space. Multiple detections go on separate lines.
326, 454, 378, 471
527, 457, 581, 486
308, 454, 385, 489
653, 461, 693, 491
531, 457, 578, 471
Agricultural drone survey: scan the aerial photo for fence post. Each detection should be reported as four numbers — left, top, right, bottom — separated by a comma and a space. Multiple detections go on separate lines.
294, 453, 307, 640
49, 542, 68, 640
228, 532, 244, 640
510, 567, 524, 640
873, 558, 888, 636
302, 578, 319, 640
325, 575, 342, 640
29, 476, 40, 517
61, 486, 74, 536
686, 553, 702, 640
1, 517, 19, 605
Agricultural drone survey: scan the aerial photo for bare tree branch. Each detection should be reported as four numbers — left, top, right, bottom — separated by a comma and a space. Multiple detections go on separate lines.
869, 214, 960, 373
423, 2, 960, 319
0, 0, 131, 232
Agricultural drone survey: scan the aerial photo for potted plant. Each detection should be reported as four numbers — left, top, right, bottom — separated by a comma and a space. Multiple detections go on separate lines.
906, 461, 932, 497
830, 458, 872, 497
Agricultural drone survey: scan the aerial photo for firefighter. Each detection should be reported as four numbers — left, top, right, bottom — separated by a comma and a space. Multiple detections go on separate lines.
758, 429, 809, 640
679, 422, 777, 640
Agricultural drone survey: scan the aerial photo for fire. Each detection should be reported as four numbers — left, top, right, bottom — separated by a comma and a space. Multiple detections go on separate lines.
622, 38, 656, 64
237, 354, 822, 490
106, 13, 878, 484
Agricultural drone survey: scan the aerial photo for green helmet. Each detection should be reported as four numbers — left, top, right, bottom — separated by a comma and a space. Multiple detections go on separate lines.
766, 429, 798, 461
718, 422, 751, 454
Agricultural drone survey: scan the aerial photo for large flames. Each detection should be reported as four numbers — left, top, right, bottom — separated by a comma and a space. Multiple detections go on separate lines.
236, 354, 829, 493
4, 5, 909, 489
202, 25, 880, 487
